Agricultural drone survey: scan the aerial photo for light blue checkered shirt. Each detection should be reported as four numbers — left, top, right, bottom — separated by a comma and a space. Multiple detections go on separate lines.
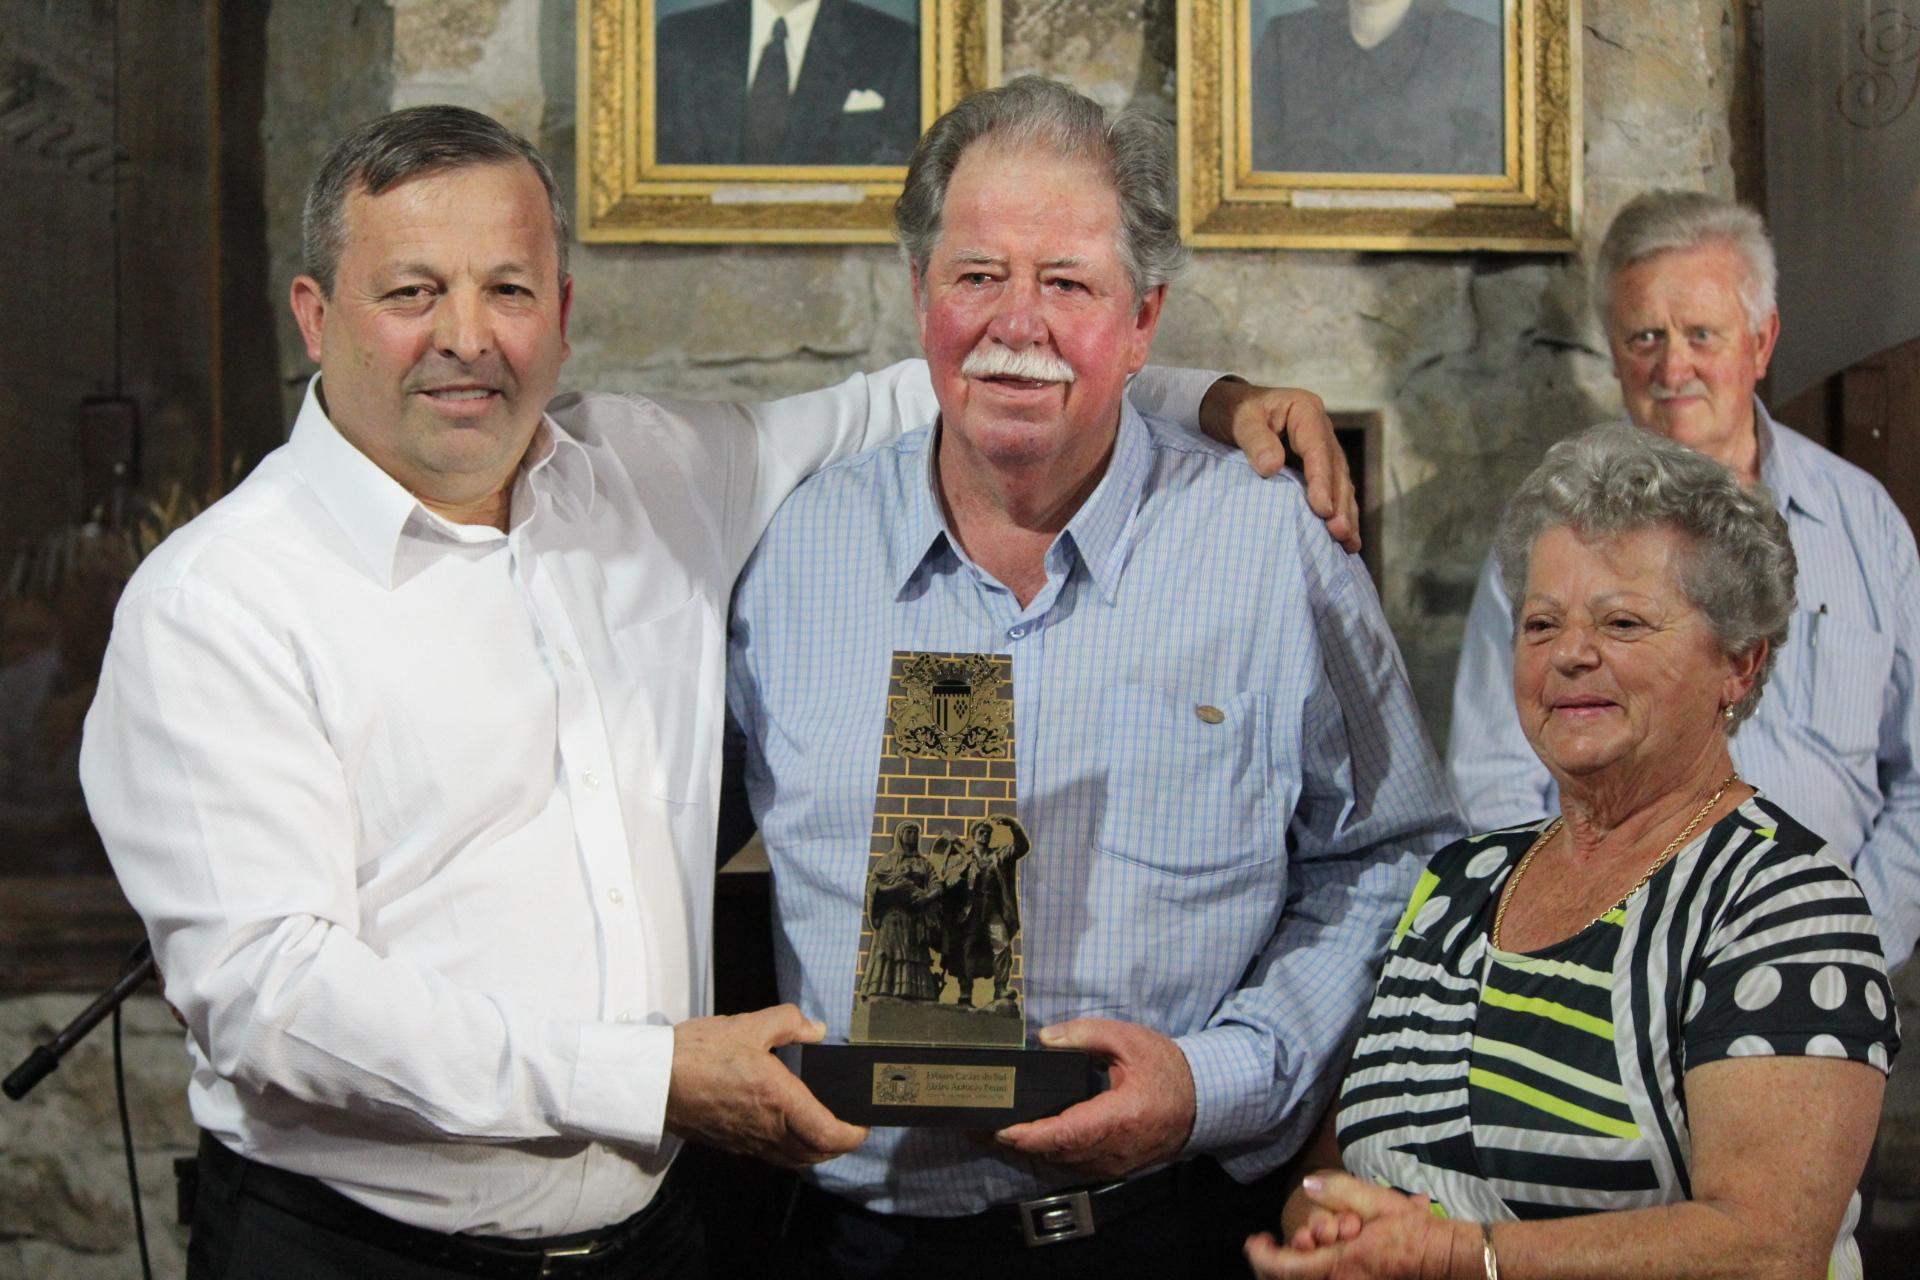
727, 402, 1464, 1214
1447, 399, 1920, 969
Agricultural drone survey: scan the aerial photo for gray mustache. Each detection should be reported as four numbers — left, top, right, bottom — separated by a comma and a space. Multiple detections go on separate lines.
961, 348, 1077, 384
1648, 379, 1709, 401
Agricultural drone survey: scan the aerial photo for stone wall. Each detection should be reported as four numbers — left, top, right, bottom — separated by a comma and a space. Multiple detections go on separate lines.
5, 2, 1917, 1275
0, 996, 193, 1278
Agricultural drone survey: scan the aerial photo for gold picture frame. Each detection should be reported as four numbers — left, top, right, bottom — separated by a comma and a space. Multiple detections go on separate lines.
1178, 0, 1580, 251
578, 0, 1000, 243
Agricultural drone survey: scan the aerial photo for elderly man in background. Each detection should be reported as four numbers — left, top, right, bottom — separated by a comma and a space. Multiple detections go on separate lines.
78, 104, 1351, 1279
1448, 190, 1920, 970
727, 76, 1463, 1279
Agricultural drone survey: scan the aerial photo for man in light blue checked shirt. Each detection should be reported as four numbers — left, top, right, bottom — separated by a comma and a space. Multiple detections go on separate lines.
725, 77, 1463, 1279
1448, 191, 1920, 972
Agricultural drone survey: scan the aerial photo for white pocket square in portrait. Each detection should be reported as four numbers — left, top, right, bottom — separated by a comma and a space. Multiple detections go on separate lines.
842, 89, 886, 113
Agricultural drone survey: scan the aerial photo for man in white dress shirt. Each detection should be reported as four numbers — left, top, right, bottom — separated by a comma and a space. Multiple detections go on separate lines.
78, 105, 1351, 1278
1447, 190, 1920, 970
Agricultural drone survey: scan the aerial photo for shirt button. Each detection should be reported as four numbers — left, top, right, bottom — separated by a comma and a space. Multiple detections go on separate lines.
582, 769, 600, 790
608, 888, 624, 905
616, 1012, 635, 1024
1195, 704, 1226, 724
1007, 626, 1026, 639
560, 650, 577, 670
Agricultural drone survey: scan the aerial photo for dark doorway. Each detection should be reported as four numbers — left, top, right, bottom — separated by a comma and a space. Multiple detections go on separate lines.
1775, 336, 1920, 537
0, 0, 278, 989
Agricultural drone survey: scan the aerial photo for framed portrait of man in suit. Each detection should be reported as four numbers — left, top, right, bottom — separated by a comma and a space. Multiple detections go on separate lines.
579, 0, 1000, 242
1177, 0, 1580, 252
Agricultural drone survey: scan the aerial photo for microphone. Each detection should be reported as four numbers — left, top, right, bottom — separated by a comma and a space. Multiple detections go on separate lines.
4, 940, 156, 1101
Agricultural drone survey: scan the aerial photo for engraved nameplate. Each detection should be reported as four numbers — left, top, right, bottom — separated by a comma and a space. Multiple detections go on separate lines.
871, 1061, 1017, 1109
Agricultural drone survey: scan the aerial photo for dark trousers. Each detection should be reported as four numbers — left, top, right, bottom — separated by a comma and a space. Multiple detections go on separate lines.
780, 1160, 1284, 1280
186, 1133, 705, 1280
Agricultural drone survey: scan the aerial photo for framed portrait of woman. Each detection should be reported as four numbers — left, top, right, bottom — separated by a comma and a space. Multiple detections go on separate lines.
578, 0, 999, 242
1179, 0, 1580, 251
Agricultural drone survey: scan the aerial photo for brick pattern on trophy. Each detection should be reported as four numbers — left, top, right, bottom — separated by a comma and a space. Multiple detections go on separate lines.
850, 650, 1026, 1047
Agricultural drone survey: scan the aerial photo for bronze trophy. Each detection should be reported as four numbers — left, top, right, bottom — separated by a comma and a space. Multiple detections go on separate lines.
798, 651, 1103, 1126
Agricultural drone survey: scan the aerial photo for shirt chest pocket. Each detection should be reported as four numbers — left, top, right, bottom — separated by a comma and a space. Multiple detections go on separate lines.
1092, 685, 1278, 876
612, 594, 720, 805
1793, 610, 1894, 759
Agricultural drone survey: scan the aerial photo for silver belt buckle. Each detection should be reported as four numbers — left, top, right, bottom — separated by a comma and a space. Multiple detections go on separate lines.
539, 1240, 604, 1276
1017, 1188, 1095, 1246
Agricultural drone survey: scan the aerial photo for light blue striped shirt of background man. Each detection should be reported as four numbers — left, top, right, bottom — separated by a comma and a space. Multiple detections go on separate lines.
1447, 400, 1920, 969
726, 400, 1464, 1216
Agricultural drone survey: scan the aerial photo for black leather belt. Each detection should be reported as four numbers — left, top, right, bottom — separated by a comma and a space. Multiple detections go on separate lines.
797, 1161, 1194, 1249
196, 1131, 677, 1278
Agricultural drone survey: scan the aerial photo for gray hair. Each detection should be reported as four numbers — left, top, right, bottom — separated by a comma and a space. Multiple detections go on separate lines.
1494, 422, 1796, 729
894, 76, 1188, 300
1595, 191, 1777, 334
301, 105, 570, 296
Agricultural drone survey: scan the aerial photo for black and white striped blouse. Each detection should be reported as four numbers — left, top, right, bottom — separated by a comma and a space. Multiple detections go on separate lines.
1337, 796, 1899, 1280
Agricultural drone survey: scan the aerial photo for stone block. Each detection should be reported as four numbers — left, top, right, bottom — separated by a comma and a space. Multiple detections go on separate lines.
393, 0, 511, 77
566, 248, 892, 392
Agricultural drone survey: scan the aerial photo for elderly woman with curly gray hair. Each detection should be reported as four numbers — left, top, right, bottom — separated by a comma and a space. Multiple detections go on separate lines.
1248, 423, 1898, 1280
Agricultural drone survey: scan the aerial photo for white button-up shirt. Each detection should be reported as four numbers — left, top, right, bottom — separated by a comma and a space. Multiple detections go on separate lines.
79, 364, 1218, 1238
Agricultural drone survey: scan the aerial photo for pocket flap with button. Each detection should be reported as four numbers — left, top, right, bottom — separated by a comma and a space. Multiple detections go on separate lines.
1093, 684, 1277, 876
1798, 610, 1894, 758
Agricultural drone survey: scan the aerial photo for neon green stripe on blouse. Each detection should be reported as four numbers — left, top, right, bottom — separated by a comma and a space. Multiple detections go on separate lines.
1392, 870, 1442, 946
1481, 984, 1616, 1040
1473, 1035, 1630, 1104
1468, 1067, 1642, 1139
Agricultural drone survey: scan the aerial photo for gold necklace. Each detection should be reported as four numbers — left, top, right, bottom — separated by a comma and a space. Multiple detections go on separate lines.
1491, 772, 1740, 950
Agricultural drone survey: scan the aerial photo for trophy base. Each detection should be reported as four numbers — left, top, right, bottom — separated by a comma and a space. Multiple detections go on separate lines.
798, 1042, 1103, 1128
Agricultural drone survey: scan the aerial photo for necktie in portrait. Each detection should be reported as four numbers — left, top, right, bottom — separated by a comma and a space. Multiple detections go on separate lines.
744, 17, 789, 162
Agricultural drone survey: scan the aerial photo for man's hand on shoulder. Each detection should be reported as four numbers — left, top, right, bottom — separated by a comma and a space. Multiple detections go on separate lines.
993, 1017, 1196, 1179
665, 1005, 868, 1168
1200, 379, 1360, 552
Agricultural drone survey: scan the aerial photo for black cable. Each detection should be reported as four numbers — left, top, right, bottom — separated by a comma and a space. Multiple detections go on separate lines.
5, 942, 155, 1101
113, 990, 154, 1280
5, 939, 160, 1271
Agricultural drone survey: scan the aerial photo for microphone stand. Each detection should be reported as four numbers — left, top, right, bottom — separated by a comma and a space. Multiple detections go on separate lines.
4, 939, 155, 1100
4, 939, 162, 1278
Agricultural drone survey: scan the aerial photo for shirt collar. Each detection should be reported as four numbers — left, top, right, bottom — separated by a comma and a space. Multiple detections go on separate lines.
289, 376, 423, 589
887, 431, 947, 597
887, 401, 1152, 606
1752, 395, 1832, 526
1057, 401, 1151, 604
1337, 0, 1435, 79
287, 374, 597, 588
749, 0, 824, 90
521, 418, 598, 522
